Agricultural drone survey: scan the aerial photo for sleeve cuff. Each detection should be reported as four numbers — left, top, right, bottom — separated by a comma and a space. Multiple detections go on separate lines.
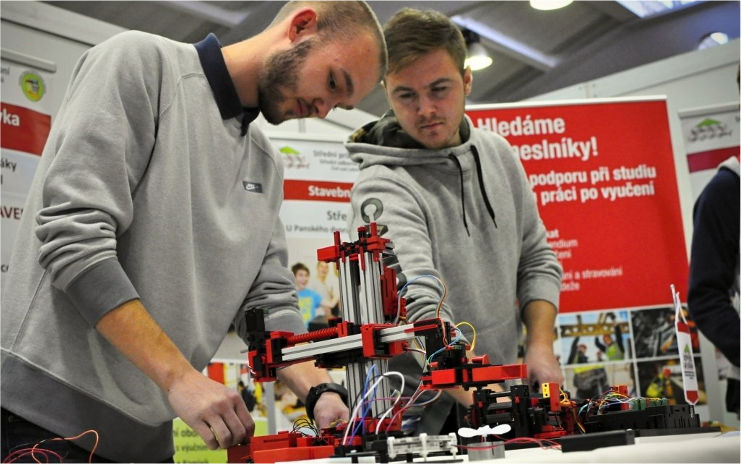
264, 307, 307, 335
65, 258, 140, 326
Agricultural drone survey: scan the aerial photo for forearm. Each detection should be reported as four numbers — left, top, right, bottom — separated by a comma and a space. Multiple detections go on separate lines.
522, 300, 563, 384
276, 361, 334, 403
522, 300, 557, 351
95, 298, 195, 392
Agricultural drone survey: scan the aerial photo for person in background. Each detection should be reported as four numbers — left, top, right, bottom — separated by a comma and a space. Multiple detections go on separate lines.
1, 1, 386, 461
346, 8, 563, 435
688, 155, 740, 417
292, 262, 323, 326
308, 260, 341, 316
594, 329, 625, 361
238, 381, 257, 413
567, 338, 589, 364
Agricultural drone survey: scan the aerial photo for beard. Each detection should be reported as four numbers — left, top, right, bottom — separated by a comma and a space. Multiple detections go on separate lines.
258, 38, 314, 124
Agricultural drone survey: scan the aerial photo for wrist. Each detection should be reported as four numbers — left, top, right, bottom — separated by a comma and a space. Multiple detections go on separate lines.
305, 382, 348, 422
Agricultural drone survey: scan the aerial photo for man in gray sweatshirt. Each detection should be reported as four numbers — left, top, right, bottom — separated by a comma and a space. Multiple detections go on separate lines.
346, 8, 563, 434
1, 2, 386, 461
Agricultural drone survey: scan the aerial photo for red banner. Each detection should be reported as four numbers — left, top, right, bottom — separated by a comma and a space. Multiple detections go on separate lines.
284, 179, 353, 203
0, 102, 51, 156
467, 98, 688, 313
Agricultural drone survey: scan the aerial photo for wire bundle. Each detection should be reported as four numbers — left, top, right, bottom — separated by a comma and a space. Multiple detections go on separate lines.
2, 430, 99, 463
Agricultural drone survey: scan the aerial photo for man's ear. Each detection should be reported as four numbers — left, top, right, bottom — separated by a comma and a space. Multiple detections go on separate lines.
288, 8, 318, 42
463, 66, 473, 96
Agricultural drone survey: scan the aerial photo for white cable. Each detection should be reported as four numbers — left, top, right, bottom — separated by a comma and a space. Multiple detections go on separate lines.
374, 371, 406, 435
342, 371, 406, 445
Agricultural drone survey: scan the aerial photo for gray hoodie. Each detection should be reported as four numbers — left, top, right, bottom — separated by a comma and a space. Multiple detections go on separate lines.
346, 112, 562, 433
1, 31, 304, 461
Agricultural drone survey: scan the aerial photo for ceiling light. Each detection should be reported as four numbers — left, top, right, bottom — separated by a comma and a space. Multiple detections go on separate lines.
465, 42, 493, 71
529, 0, 573, 10
698, 31, 729, 49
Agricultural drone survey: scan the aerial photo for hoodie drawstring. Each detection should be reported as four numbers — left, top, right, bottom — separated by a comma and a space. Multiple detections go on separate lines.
471, 145, 498, 228
448, 147, 498, 236
448, 154, 471, 237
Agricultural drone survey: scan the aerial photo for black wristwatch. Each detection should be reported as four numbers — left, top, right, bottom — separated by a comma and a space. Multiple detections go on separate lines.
305, 382, 349, 423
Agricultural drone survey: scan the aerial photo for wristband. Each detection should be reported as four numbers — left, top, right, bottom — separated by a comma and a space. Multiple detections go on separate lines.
305, 382, 348, 423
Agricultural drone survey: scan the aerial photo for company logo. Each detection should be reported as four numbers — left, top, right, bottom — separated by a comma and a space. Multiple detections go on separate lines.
688, 118, 733, 142
242, 181, 263, 193
279, 145, 309, 169
19, 71, 45, 102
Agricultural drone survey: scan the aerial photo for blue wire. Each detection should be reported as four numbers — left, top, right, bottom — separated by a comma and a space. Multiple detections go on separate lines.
348, 365, 377, 443
426, 334, 463, 366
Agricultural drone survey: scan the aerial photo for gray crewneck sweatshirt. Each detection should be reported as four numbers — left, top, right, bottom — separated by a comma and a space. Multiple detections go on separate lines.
1, 31, 304, 461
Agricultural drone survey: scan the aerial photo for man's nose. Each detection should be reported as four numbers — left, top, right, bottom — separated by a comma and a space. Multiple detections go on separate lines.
416, 94, 436, 117
312, 98, 336, 119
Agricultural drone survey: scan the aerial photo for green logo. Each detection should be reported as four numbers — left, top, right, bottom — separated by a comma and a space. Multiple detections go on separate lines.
19, 71, 45, 102
279, 146, 300, 155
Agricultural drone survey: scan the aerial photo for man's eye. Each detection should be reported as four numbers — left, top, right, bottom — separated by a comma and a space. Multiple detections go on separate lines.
329, 73, 337, 90
432, 86, 448, 94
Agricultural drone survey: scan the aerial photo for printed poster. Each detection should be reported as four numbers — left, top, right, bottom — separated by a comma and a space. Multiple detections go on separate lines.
270, 133, 357, 326
1, 59, 53, 279
467, 97, 689, 313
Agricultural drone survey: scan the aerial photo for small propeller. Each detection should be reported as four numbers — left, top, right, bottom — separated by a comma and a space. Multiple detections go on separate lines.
457, 423, 511, 438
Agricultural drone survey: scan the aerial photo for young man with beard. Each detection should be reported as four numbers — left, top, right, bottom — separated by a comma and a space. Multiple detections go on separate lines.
1, 2, 385, 461
346, 8, 562, 434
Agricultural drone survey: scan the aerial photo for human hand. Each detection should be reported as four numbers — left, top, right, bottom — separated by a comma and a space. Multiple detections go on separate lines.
312, 391, 350, 429
524, 344, 564, 387
167, 369, 254, 449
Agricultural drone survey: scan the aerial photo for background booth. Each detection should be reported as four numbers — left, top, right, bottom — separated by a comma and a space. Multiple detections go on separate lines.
1, 2, 738, 462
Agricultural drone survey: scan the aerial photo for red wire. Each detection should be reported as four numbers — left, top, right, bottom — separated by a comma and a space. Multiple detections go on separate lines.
2, 429, 100, 464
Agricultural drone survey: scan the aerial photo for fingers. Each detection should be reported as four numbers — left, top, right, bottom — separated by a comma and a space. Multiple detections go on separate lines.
234, 400, 256, 438
205, 405, 253, 449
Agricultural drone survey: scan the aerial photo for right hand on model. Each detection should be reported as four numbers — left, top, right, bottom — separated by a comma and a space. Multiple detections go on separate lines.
167, 368, 254, 449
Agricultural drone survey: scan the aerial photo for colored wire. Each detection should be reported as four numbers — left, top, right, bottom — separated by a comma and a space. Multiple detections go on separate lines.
454, 321, 477, 351
4, 429, 100, 463
426, 333, 463, 367
394, 275, 446, 325
343, 371, 405, 445
374, 384, 405, 435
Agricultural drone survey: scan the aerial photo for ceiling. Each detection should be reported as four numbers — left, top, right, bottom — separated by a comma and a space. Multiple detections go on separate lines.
44, 1, 740, 117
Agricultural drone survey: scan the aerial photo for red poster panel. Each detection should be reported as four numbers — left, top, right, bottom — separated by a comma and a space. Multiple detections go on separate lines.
467, 98, 688, 313
0, 102, 51, 156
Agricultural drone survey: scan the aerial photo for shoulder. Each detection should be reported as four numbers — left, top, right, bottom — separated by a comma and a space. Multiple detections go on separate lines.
93, 31, 176, 59
700, 166, 740, 205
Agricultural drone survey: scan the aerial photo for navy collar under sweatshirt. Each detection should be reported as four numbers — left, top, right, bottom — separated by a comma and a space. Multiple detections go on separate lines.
194, 33, 259, 135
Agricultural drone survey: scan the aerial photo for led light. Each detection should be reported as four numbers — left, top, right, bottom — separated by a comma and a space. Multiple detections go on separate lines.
530, 0, 573, 11
465, 42, 493, 71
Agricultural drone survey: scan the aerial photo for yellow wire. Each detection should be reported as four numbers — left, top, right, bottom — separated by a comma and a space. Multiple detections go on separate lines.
454, 321, 477, 352
435, 278, 448, 319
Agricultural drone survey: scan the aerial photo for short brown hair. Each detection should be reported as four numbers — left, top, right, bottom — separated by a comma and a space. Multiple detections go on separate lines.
291, 262, 310, 276
272, 1, 387, 77
383, 8, 466, 77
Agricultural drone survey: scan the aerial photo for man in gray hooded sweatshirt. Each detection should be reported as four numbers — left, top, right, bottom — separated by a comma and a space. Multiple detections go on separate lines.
346, 8, 563, 434
1, 1, 386, 461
